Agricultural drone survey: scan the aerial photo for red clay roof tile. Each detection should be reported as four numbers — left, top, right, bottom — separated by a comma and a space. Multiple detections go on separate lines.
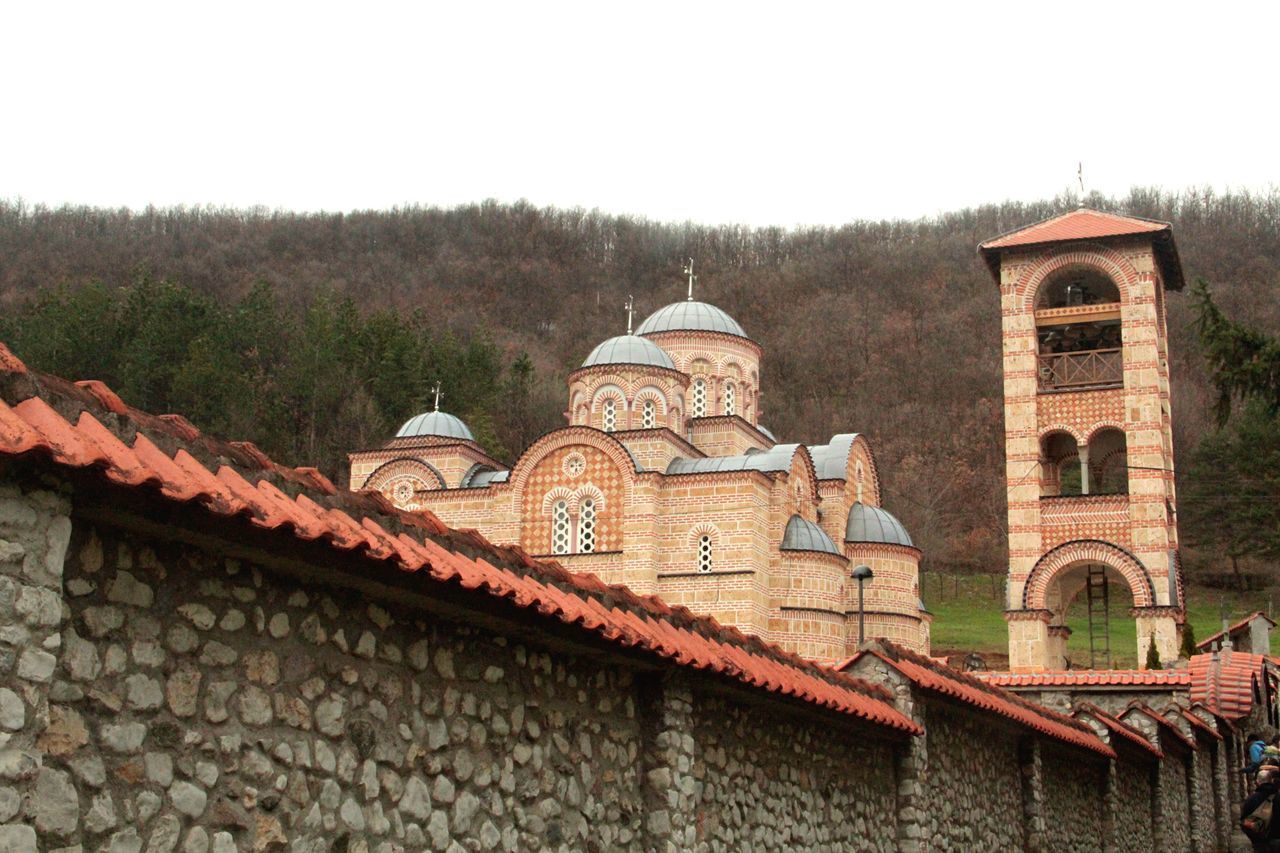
0, 339, 920, 737
1196, 611, 1276, 650
840, 642, 1113, 757
977, 669, 1191, 688
979, 209, 1169, 250
1073, 703, 1163, 759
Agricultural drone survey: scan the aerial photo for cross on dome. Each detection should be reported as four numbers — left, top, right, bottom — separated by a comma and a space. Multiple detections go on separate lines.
683, 258, 696, 301
431, 382, 442, 412
625, 294, 635, 335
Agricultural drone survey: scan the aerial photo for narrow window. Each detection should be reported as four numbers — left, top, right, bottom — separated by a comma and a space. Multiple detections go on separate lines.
642, 399, 656, 428
698, 534, 713, 573
577, 499, 596, 553
692, 378, 706, 418
724, 382, 736, 416
552, 500, 571, 555
602, 398, 617, 432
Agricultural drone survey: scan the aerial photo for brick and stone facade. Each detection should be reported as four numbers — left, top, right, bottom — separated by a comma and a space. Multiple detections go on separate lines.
348, 292, 927, 662
979, 210, 1187, 671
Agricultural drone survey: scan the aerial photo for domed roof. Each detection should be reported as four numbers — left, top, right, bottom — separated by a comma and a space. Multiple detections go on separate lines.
845, 502, 913, 547
395, 410, 475, 441
635, 300, 749, 339
581, 335, 675, 370
781, 515, 842, 556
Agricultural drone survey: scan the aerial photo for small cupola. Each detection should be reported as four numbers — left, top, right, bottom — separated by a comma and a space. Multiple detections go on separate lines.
844, 502, 913, 547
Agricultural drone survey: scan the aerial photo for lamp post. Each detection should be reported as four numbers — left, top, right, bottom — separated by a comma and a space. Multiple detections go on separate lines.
852, 564, 874, 646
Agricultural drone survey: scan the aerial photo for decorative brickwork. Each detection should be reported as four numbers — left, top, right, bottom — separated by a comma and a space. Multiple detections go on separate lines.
983, 214, 1184, 670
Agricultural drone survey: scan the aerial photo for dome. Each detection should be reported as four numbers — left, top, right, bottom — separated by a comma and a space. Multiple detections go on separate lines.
395, 411, 475, 441
635, 301, 749, 339
844, 502, 913, 547
781, 515, 842, 556
581, 335, 675, 370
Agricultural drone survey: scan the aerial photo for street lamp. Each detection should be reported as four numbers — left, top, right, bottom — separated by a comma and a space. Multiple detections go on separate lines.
852, 564, 874, 646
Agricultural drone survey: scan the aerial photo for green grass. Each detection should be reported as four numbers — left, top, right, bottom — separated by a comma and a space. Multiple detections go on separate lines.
924, 573, 1273, 669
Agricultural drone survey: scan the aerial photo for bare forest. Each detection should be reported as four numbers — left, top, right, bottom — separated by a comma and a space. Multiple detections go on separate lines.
2, 189, 1278, 575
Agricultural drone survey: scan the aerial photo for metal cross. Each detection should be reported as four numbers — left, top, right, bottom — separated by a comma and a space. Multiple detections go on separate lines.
1078, 162, 1085, 198
625, 294, 635, 335
431, 382, 442, 411
683, 258, 696, 301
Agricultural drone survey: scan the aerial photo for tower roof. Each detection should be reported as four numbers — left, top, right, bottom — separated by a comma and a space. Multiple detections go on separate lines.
395, 410, 475, 441
636, 300, 750, 340
781, 515, 842, 556
581, 334, 676, 370
978, 208, 1184, 290
845, 502, 913, 547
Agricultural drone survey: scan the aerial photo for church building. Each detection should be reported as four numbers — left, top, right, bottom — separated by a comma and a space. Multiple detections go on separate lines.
348, 267, 929, 662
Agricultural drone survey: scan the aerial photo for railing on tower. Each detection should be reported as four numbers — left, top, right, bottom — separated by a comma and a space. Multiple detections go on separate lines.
1037, 348, 1122, 391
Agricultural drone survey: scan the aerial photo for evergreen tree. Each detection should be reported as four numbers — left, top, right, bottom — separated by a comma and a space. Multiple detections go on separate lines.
1144, 638, 1162, 670
1180, 623, 1197, 659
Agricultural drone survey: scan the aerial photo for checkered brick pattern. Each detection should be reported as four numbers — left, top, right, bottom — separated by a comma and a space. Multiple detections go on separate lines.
520, 444, 625, 553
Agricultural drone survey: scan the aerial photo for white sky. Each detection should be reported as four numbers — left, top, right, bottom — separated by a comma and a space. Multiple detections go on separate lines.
3, 1, 1277, 227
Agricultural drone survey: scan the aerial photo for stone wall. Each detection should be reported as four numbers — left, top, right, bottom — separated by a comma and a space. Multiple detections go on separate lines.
1039, 744, 1107, 852
1158, 754, 1191, 852
1110, 751, 1155, 853
687, 692, 899, 850
0, 474, 1240, 851
920, 705, 1025, 850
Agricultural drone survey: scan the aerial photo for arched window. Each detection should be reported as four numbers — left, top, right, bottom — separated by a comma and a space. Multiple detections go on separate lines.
697, 534, 713, 573
724, 382, 736, 416
577, 499, 596, 553
1041, 432, 1081, 497
551, 501, 571, 554
641, 399, 656, 428
602, 398, 617, 432
1088, 428, 1129, 495
692, 378, 707, 418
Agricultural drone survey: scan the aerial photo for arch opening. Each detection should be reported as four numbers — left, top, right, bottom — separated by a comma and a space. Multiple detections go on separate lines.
1035, 266, 1123, 391
1040, 431, 1081, 497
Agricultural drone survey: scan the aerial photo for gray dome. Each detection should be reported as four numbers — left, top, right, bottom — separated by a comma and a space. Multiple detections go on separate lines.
844, 502, 913, 547
396, 411, 475, 441
581, 335, 675, 370
781, 515, 842, 556
636, 301, 749, 339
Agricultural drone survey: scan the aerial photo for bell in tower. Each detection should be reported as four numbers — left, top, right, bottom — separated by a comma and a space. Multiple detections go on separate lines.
979, 209, 1186, 672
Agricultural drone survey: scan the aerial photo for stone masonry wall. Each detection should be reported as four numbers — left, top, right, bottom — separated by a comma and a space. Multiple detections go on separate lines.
1159, 754, 1191, 853
1039, 744, 1107, 852
43, 519, 652, 851
0, 475, 1232, 852
0, 482, 73, 851
688, 692, 899, 850
1110, 753, 1155, 853
921, 704, 1025, 851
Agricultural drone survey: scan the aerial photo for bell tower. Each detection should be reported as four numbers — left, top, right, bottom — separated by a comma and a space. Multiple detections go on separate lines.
979, 209, 1185, 671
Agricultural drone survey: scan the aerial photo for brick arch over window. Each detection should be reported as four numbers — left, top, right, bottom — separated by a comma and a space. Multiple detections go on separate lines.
1018, 246, 1141, 313
1022, 539, 1155, 610
1039, 424, 1086, 446
361, 457, 446, 492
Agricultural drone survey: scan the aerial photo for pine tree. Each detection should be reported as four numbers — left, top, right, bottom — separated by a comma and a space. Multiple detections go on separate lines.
1144, 638, 1163, 671
1180, 623, 1197, 659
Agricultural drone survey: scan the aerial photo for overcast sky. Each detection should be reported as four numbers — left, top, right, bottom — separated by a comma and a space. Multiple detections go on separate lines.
3, 1, 1276, 227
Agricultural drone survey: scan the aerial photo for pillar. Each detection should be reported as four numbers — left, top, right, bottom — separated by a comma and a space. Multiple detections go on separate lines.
639, 674, 696, 852
1006, 610, 1052, 672
1046, 624, 1071, 670
1078, 444, 1090, 495
1019, 738, 1046, 852
1134, 607, 1179, 667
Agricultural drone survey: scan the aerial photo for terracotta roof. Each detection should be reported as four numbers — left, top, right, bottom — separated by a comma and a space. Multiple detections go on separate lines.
977, 207, 1185, 290
1196, 611, 1276, 650
1123, 704, 1197, 752
839, 642, 1113, 757
1073, 703, 1163, 758
1189, 650, 1266, 720
0, 341, 920, 736
977, 669, 1191, 688
1177, 708, 1223, 742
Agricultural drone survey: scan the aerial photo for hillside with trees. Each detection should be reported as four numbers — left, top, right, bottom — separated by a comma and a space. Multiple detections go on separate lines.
2, 189, 1278, 577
